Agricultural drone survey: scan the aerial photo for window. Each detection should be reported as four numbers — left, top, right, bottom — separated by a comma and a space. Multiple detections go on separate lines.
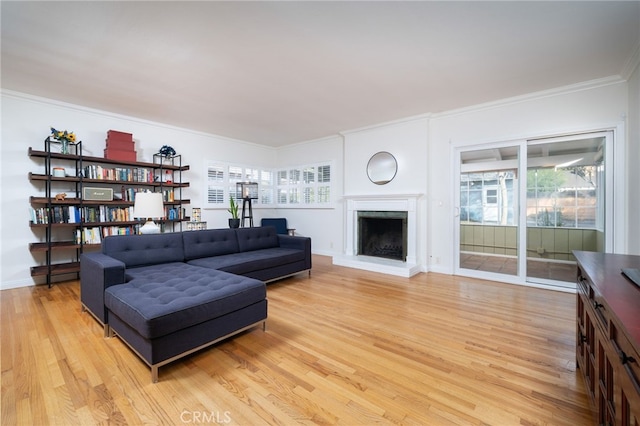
206, 165, 225, 205
259, 170, 274, 205
460, 170, 516, 225
205, 162, 273, 208
526, 166, 599, 229
275, 162, 333, 207
205, 161, 332, 208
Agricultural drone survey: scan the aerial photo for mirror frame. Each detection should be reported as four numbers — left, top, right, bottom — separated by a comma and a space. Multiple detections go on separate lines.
367, 151, 397, 185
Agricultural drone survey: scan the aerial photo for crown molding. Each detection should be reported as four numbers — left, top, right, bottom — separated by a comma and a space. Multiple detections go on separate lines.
339, 112, 431, 137
621, 42, 640, 81
432, 75, 626, 120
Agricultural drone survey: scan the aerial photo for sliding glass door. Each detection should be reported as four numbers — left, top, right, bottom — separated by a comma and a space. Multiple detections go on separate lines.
455, 132, 612, 289
526, 134, 610, 286
457, 145, 521, 278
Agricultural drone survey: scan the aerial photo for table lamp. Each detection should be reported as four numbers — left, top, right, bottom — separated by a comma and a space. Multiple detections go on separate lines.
133, 191, 164, 234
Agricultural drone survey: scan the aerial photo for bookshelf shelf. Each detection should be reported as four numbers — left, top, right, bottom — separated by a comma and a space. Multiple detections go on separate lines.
31, 262, 80, 277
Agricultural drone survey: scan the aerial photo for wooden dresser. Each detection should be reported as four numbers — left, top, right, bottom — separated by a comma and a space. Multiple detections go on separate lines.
574, 251, 640, 425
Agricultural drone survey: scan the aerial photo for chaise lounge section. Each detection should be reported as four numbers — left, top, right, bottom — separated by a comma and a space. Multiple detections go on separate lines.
80, 226, 311, 382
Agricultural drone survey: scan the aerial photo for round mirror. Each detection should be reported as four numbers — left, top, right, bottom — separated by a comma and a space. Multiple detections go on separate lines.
367, 151, 397, 185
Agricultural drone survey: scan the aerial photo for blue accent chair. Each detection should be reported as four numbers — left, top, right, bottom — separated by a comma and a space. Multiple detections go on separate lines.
261, 218, 289, 235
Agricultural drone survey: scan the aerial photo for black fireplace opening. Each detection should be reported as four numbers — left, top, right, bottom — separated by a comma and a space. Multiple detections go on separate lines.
357, 211, 408, 261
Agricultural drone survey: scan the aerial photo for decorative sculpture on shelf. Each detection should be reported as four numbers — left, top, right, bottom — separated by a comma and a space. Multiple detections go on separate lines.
158, 145, 176, 157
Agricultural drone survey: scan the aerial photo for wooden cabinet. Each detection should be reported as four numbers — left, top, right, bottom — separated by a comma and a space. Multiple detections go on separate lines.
28, 139, 190, 286
574, 251, 640, 425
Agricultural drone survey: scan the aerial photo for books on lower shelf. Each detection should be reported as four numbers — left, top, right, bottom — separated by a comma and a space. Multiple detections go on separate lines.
75, 225, 138, 243
30, 205, 136, 224
83, 205, 134, 223
165, 206, 184, 220
76, 227, 102, 244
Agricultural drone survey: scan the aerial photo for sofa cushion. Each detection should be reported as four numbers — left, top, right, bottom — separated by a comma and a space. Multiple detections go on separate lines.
124, 262, 193, 282
102, 233, 184, 268
183, 228, 239, 260
187, 247, 305, 274
235, 226, 279, 252
105, 263, 266, 339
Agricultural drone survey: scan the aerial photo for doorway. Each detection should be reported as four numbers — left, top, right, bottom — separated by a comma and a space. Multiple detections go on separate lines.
455, 132, 612, 289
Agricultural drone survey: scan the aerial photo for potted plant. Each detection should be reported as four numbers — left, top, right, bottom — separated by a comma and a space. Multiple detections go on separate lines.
228, 196, 240, 228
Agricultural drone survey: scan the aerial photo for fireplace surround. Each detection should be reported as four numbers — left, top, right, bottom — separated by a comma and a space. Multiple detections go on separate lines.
333, 194, 422, 277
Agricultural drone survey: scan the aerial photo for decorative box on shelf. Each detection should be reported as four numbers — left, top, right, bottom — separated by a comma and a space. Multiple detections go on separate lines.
186, 221, 207, 231
104, 130, 136, 161
104, 148, 136, 162
83, 187, 114, 201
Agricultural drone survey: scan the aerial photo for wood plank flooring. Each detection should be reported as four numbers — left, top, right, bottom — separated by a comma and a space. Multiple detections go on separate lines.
1, 255, 595, 425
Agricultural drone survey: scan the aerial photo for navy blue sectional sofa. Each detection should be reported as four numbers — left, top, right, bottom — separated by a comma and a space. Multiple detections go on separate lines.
80, 226, 311, 382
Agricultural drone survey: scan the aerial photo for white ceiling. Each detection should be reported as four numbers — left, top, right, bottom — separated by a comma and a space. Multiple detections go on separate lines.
2, 1, 639, 147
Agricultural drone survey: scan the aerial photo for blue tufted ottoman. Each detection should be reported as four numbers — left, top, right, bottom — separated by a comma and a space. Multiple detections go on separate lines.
104, 263, 267, 382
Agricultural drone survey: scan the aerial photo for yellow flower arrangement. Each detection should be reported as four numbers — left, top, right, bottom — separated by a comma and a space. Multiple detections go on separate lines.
50, 127, 77, 144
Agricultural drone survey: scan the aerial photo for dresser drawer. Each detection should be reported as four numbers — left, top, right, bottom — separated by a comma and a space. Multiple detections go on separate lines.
577, 267, 590, 298
579, 272, 610, 335
611, 324, 640, 386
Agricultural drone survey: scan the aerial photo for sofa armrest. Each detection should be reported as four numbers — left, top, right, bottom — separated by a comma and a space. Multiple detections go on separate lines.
277, 235, 312, 270
80, 252, 126, 324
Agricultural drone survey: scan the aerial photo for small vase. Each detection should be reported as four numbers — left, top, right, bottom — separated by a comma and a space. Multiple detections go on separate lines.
60, 140, 69, 155
229, 218, 240, 229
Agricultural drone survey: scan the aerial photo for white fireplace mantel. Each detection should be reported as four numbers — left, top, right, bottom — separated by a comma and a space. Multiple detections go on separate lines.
333, 194, 423, 277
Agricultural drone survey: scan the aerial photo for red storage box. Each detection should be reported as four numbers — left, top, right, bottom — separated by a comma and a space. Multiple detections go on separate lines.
105, 138, 135, 151
104, 148, 137, 162
107, 130, 133, 142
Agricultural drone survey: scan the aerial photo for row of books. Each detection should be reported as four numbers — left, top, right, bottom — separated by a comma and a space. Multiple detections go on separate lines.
30, 205, 185, 224
30, 206, 135, 224
78, 226, 138, 243
84, 206, 134, 223
83, 165, 155, 183
102, 225, 137, 237
30, 206, 80, 224
75, 227, 102, 244
120, 187, 177, 203
161, 189, 176, 202
165, 207, 185, 220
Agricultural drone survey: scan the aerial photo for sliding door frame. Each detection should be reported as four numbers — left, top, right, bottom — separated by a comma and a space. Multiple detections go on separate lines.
452, 124, 625, 291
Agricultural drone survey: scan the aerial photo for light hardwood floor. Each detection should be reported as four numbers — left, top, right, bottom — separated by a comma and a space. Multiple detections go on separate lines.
1, 255, 595, 425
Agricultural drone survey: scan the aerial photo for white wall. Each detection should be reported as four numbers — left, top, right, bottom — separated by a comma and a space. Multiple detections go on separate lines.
0, 91, 275, 289
428, 79, 630, 273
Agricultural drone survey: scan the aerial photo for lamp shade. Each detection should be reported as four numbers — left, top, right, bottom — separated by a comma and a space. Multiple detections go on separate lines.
133, 192, 164, 219
237, 182, 258, 200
